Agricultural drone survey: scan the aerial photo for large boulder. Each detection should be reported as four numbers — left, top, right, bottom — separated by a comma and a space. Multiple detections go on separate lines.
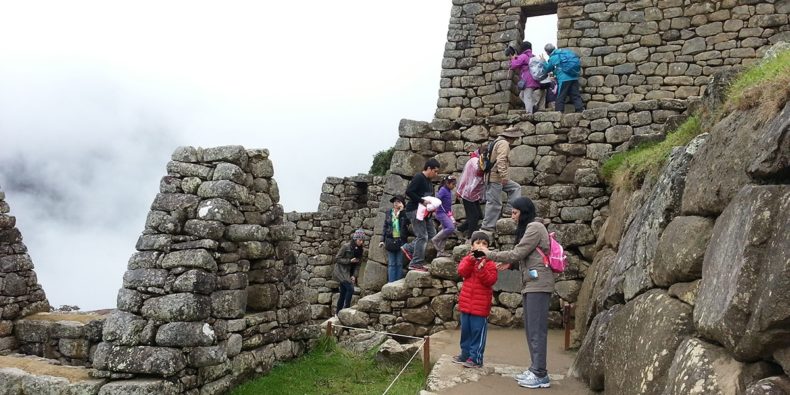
381, 280, 410, 300
569, 305, 622, 391
682, 103, 790, 216
390, 151, 427, 177
600, 135, 707, 303
428, 257, 460, 281
601, 290, 694, 394
572, 248, 616, 347
694, 185, 790, 361
663, 338, 781, 395
360, 261, 387, 292
745, 376, 790, 394
650, 216, 715, 287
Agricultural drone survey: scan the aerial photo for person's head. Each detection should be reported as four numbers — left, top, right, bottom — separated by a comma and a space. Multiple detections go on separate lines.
441, 175, 457, 190
544, 43, 556, 55
389, 195, 405, 210
521, 41, 532, 52
352, 228, 366, 246
500, 127, 523, 143
477, 143, 489, 156
470, 231, 490, 250
423, 158, 441, 179
511, 197, 537, 225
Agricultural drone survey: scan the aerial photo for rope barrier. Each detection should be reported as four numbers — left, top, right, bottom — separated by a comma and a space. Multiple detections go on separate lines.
330, 323, 424, 340
381, 339, 425, 395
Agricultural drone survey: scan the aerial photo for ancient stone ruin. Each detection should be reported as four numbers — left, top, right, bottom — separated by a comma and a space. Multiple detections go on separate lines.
1, 0, 788, 393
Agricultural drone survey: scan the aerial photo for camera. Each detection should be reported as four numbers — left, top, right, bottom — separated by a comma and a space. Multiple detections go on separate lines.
472, 250, 486, 258
504, 45, 517, 57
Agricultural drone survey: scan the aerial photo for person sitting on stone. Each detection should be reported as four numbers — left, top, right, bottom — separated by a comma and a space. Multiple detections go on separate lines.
333, 229, 365, 316
480, 127, 523, 233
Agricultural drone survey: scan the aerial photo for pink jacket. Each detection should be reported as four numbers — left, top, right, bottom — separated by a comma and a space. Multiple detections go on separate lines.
510, 50, 541, 89
457, 151, 485, 202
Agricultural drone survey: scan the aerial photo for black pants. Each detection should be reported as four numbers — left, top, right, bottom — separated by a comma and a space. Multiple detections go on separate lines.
458, 198, 483, 239
555, 80, 584, 112
336, 281, 354, 315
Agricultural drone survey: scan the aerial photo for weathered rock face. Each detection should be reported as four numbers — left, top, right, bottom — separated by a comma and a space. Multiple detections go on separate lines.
572, 248, 616, 347
682, 103, 790, 216
568, 305, 622, 391
650, 216, 714, 287
601, 290, 694, 395
694, 185, 790, 362
601, 134, 707, 304
663, 338, 780, 395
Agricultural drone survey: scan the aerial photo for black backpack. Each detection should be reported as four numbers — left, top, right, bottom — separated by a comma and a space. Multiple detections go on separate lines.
480, 139, 499, 174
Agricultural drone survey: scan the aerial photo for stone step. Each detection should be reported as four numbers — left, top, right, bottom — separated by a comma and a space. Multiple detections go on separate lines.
0, 354, 106, 394
13, 311, 107, 366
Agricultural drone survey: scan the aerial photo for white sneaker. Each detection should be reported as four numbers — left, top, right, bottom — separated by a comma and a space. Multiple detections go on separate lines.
515, 370, 536, 381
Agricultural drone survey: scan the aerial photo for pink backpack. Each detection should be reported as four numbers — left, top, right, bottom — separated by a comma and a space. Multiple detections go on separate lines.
536, 232, 567, 273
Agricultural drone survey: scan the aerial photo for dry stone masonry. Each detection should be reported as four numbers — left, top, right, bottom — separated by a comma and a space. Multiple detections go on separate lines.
437, 0, 790, 118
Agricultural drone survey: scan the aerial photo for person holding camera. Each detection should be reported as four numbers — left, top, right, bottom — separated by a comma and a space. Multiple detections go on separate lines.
333, 229, 366, 315
507, 41, 544, 114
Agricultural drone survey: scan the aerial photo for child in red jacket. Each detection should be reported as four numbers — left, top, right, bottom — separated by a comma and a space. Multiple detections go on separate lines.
453, 231, 498, 368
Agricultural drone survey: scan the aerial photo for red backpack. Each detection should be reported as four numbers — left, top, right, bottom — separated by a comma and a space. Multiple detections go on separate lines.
536, 232, 567, 273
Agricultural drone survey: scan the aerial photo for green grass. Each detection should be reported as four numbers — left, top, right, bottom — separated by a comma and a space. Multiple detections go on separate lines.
727, 48, 790, 109
231, 336, 426, 395
602, 116, 701, 188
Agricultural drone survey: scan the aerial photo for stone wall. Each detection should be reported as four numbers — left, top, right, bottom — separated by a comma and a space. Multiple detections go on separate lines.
0, 187, 50, 354
90, 146, 316, 394
436, 0, 790, 118
13, 313, 106, 367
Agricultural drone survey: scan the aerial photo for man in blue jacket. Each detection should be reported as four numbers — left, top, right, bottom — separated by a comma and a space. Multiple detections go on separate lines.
543, 44, 584, 113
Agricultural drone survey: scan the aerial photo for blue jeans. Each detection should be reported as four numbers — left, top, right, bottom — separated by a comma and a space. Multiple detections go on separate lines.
336, 281, 354, 315
460, 312, 488, 365
386, 250, 404, 282
405, 209, 436, 266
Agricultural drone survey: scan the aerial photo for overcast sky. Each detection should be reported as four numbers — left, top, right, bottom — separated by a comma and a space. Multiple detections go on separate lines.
0, 1, 557, 310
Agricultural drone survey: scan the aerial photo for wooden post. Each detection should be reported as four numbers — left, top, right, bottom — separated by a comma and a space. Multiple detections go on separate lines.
563, 304, 574, 350
327, 321, 333, 338
423, 336, 431, 376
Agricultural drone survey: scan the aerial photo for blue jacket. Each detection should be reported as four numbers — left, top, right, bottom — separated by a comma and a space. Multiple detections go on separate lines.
543, 49, 578, 83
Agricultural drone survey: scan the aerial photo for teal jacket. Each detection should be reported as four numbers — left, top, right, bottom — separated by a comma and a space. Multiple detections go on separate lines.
543, 49, 578, 83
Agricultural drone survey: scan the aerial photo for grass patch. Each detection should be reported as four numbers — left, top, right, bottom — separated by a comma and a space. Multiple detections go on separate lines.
725, 48, 790, 122
602, 116, 701, 189
231, 336, 426, 395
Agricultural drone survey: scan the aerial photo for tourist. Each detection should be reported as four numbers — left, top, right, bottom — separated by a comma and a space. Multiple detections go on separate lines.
404, 158, 441, 272
480, 128, 522, 232
543, 44, 584, 113
431, 175, 457, 257
379, 195, 409, 282
457, 145, 487, 240
453, 231, 498, 368
333, 228, 365, 315
509, 41, 544, 114
481, 197, 553, 389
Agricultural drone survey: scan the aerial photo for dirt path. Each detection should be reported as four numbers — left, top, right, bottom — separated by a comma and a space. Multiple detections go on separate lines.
427, 328, 590, 394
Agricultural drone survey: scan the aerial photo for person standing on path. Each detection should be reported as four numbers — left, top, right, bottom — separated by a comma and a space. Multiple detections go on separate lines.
480, 128, 522, 232
481, 197, 553, 389
542, 43, 584, 113
333, 229, 366, 316
457, 145, 487, 241
405, 158, 441, 272
379, 195, 410, 282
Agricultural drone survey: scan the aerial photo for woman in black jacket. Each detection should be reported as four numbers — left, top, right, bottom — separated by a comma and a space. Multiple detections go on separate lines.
379, 195, 410, 282
333, 229, 365, 315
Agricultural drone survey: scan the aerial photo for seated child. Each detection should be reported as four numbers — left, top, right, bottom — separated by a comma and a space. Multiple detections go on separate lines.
453, 231, 498, 368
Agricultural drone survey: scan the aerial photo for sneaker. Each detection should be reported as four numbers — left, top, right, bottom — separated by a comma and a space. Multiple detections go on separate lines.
400, 245, 413, 261
451, 355, 467, 364
462, 358, 482, 368
518, 374, 551, 389
515, 370, 536, 381
408, 264, 428, 272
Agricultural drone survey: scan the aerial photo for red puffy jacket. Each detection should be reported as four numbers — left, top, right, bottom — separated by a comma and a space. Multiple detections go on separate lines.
457, 254, 498, 317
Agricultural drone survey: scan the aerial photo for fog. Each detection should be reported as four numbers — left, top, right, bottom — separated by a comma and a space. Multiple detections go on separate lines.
0, 1, 556, 310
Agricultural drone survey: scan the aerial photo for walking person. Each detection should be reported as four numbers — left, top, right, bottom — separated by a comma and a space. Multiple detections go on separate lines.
480, 128, 522, 232
480, 197, 553, 388
333, 229, 366, 315
379, 195, 409, 282
452, 231, 498, 368
405, 158, 441, 272
542, 43, 584, 113
509, 41, 544, 114
431, 175, 457, 257
457, 145, 487, 240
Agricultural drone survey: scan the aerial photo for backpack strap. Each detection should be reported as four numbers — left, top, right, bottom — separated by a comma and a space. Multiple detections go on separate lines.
535, 247, 550, 266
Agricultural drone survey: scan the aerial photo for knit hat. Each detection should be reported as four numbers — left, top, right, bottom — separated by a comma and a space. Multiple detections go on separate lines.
352, 229, 366, 240
470, 231, 490, 245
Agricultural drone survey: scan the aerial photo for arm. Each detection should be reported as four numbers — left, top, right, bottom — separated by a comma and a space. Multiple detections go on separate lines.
478, 260, 499, 287
381, 211, 391, 243
405, 176, 422, 206
493, 140, 509, 180
335, 244, 351, 266
457, 255, 475, 279
509, 54, 529, 70
543, 54, 558, 73
351, 258, 361, 278
487, 224, 542, 265
438, 188, 452, 209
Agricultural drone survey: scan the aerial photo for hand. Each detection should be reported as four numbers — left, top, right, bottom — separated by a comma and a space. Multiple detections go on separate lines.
378, 242, 384, 248
351, 276, 356, 284
496, 263, 511, 271
501, 178, 509, 186
351, 258, 359, 263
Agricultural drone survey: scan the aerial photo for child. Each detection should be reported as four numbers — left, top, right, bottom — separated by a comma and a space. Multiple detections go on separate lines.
432, 175, 457, 257
453, 231, 498, 368
333, 229, 365, 315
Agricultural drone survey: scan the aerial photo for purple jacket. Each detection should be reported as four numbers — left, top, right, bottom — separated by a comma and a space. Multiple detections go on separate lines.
437, 186, 453, 214
510, 49, 540, 89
